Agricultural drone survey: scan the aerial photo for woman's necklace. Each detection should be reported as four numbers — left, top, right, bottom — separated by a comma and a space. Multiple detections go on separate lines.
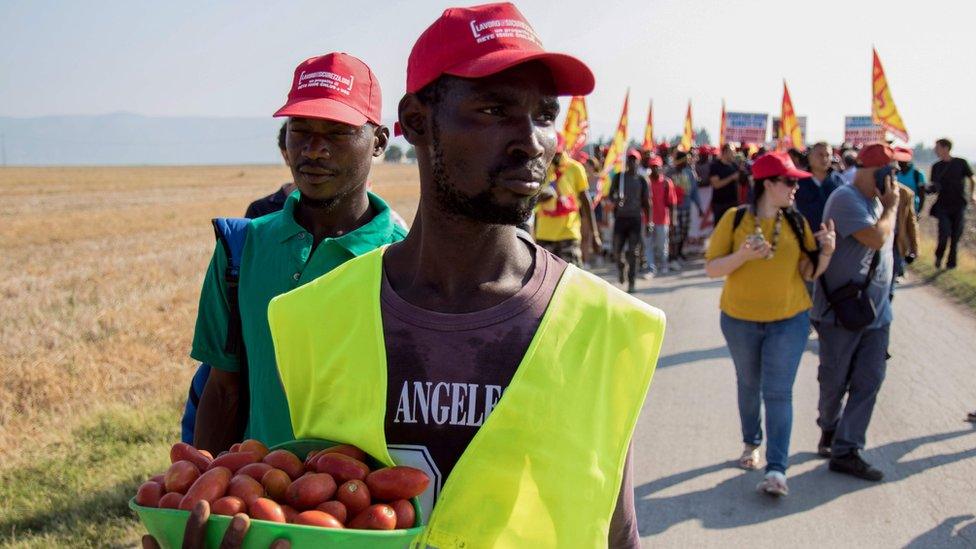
753, 209, 783, 260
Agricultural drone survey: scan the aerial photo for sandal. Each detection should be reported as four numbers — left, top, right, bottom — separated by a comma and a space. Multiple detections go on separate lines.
738, 444, 761, 470
757, 471, 789, 497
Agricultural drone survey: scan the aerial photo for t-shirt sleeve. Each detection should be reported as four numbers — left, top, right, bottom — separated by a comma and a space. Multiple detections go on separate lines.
802, 217, 817, 251
705, 207, 737, 260
189, 242, 241, 372
572, 163, 589, 195
827, 191, 875, 239
962, 159, 974, 178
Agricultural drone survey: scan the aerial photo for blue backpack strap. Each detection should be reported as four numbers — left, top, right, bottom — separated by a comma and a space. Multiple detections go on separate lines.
181, 218, 250, 444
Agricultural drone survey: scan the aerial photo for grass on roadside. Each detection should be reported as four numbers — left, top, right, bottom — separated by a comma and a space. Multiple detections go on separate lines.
0, 398, 181, 549
909, 234, 976, 310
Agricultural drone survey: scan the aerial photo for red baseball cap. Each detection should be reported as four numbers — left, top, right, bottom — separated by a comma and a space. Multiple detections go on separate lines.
857, 142, 911, 168
627, 148, 642, 161
649, 156, 664, 167
274, 53, 381, 126
751, 151, 812, 180
406, 3, 595, 96
894, 146, 914, 161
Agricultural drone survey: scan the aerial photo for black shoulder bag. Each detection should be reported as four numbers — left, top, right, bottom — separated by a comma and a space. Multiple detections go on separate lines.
819, 250, 879, 330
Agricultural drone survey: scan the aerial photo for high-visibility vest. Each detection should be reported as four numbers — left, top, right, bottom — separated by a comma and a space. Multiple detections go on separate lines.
268, 248, 665, 548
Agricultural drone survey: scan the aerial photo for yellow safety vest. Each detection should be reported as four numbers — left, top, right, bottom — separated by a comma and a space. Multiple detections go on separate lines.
268, 248, 665, 548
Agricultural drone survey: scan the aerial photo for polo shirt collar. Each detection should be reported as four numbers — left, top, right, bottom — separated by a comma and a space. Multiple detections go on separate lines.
274, 190, 395, 253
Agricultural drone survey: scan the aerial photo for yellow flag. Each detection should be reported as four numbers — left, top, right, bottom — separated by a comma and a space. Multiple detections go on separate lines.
598, 90, 629, 199
718, 99, 727, 148
871, 48, 909, 142
680, 101, 693, 151
779, 81, 804, 151
641, 100, 653, 150
562, 96, 589, 158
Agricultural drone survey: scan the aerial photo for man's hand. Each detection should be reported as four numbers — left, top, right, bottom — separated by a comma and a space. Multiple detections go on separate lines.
814, 219, 836, 256
140, 501, 290, 549
880, 175, 900, 211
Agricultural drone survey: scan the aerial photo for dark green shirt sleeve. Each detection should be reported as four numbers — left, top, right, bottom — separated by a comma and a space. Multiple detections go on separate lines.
190, 242, 241, 372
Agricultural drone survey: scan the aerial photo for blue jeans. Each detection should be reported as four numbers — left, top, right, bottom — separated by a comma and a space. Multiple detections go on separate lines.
720, 310, 810, 473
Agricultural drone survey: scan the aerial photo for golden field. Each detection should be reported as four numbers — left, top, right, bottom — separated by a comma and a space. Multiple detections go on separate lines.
0, 164, 420, 547
0, 163, 420, 461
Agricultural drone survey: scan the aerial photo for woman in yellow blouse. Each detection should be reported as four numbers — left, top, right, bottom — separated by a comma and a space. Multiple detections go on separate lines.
705, 152, 835, 497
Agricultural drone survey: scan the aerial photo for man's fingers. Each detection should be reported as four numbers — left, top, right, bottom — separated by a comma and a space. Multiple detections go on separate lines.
142, 535, 162, 549
182, 500, 211, 549
270, 540, 292, 549
218, 513, 251, 549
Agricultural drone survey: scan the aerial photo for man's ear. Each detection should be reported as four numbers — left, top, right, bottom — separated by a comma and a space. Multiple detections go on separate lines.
372, 125, 390, 158
398, 94, 429, 146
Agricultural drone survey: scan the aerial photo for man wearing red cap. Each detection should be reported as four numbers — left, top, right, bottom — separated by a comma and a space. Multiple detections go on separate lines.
265, 4, 663, 548
646, 155, 677, 276
534, 132, 600, 266
608, 149, 651, 292
811, 142, 905, 481
188, 52, 406, 452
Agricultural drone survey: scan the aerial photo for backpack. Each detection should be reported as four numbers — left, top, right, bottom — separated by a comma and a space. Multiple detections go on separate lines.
732, 206, 819, 267
180, 217, 250, 444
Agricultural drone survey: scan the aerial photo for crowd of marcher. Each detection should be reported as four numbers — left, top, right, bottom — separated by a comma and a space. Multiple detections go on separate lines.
146, 2, 976, 546
539, 134, 973, 498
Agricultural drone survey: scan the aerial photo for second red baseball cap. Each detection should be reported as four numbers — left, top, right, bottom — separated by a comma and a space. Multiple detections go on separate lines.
857, 142, 911, 168
751, 151, 812, 180
274, 52, 381, 126
406, 3, 595, 96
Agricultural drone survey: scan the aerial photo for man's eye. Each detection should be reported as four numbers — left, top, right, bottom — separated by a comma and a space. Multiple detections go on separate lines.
535, 111, 557, 123
478, 106, 505, 116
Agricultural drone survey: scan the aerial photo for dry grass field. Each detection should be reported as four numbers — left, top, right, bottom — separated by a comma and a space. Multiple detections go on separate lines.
0, 163, 420, 548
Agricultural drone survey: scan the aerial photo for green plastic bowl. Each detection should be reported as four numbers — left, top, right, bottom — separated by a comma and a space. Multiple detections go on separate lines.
131, 439, 424, 549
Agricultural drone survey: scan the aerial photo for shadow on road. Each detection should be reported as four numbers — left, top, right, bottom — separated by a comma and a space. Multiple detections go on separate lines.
635, 278, 723, 296
635, 428, 976, 536
656, 346, 729, 369
904, 514, 976, 548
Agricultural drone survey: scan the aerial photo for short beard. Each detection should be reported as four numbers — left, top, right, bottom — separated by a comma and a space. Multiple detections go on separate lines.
428, 118, 540, 226
298, 191, 342, 212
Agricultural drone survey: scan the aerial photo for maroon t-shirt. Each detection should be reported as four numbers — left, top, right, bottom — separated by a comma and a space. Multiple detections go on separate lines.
381, 239, 640, 548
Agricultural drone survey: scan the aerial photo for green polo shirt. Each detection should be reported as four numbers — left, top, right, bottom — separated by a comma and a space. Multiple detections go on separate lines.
190, 191, 407, 446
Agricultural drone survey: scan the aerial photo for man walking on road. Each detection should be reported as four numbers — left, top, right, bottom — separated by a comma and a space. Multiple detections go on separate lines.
266, 4, 665, 547
795, 141, 842, 230
812, 143, 907, 481
710, 143, 744, 223
609, 149, 651, 292
534, 133, 600, 266
928, 138, 975, 269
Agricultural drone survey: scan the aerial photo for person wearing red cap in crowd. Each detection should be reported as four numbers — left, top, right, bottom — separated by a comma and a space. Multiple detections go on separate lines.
694, 145, 714, 187
894, 146, 926, 216
534, 131, 601, 266
928, 138, 975, 270
710, 143, 748, 224
262, 4, 664, 548
811, 142, 905, 482
705, 151, 835, 497
646, 155, 677, 276
607, 149, 651, 292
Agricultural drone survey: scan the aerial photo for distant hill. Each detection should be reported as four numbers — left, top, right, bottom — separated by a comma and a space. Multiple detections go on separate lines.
0, 113, 285, 166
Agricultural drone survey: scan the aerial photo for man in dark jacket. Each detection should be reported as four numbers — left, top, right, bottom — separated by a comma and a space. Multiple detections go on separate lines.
795, 141, 842, 229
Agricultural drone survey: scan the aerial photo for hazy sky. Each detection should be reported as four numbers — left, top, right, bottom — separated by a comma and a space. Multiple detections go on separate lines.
2, 0, 974, 156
